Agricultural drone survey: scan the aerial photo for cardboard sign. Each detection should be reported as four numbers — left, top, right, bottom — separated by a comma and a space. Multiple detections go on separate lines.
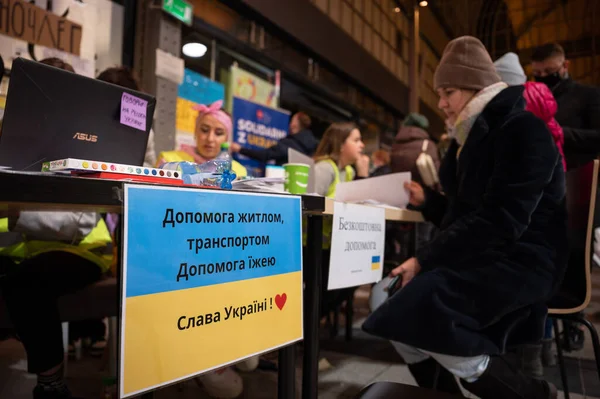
120, 185, 303, 398
120, 93, 147, 131
0, 0, 83, 56
328, 202, 385, 290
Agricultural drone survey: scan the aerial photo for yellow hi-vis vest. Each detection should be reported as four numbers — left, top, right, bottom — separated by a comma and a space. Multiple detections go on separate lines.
0, 217, 113, 273
303, 159, 354, 249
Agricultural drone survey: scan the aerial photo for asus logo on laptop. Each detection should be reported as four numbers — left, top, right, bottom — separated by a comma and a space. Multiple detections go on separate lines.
72, 133, 98, 143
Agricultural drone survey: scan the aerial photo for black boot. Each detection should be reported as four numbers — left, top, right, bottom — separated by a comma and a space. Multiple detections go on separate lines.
541, 338, 556, 367
461, 356, 557, 399
407, 358, 464, 395
515, 343, 544, 379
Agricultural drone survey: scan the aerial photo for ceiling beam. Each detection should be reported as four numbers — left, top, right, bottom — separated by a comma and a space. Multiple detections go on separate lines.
514, 0, 571, 40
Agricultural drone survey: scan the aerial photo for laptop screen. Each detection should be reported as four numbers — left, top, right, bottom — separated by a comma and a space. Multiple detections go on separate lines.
0, 58, 157, 170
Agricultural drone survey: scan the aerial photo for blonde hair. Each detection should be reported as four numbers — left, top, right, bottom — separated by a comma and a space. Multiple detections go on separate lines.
314, 122, 358, 163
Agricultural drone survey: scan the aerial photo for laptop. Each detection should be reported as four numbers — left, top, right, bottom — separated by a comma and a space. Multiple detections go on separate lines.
0, 58, 157, 170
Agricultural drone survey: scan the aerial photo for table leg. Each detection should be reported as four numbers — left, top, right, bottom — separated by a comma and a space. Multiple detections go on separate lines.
302, 215, 322, 399
108, 317, 118, 378
278, 345, 296, 398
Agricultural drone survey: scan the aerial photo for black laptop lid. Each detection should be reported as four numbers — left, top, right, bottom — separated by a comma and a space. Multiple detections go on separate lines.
0, 58, 157, 170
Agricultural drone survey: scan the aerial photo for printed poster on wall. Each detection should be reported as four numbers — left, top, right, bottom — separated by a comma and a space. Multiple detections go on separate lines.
225, 65, 278, 112
328, 202, 386, 290
120, 184, 303, 398
175, 69, 225, 149
232, 97, 290, 177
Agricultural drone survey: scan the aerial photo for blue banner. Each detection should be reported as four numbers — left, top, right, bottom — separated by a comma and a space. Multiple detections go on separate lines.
178, 69, 224, 105
232, 97, 290, 177
123, 184, 302, 298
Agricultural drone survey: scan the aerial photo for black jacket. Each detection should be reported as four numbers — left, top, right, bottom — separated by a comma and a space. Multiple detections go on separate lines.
363, 86, 569, 357
239, 129, 318, 166
553, 78, 600, 169
370, 165, 392, 177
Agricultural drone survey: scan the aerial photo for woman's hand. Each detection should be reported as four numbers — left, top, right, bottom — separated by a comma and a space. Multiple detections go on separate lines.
356, 154, 370, 177
390, 257, 421, 289
404, 181, 425, 207
230, 143, 241, 153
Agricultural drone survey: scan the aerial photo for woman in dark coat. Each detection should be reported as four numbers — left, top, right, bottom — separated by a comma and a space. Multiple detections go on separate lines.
363, 36, 568, 399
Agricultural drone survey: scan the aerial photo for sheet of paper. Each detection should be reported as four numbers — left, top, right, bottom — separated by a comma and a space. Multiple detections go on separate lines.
335, 172, 411, 209
120, 93, 148, 131
155, 48, 185, 84
288, 148, 315, 193
328, 202, 385, 290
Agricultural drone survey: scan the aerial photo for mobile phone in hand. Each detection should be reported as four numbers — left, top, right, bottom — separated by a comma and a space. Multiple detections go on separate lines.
387, 275, 403, 297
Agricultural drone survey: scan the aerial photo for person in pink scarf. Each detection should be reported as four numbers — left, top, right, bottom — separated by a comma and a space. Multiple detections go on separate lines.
157, 100, 247, 178
523, 81, 567, 171
494, 53, 566, 171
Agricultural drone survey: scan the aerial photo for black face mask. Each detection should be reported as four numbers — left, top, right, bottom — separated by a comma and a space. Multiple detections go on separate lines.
534, 72, 564, 90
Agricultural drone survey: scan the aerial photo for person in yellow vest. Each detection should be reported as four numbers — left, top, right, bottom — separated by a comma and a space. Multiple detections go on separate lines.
0, 210, 112, 399
156, 99, 247, 180
313, 121, 369, 197
157, 100, 249, 398
311, 122, 369, 318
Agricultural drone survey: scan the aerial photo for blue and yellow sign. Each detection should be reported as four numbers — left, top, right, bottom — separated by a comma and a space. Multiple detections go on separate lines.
119, 184, 303, 398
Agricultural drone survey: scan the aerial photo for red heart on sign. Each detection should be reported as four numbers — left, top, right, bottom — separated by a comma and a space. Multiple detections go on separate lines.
275, 294, 287, 310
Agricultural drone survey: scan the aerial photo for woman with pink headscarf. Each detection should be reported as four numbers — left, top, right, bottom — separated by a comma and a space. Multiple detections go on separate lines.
157, 100, 247, 178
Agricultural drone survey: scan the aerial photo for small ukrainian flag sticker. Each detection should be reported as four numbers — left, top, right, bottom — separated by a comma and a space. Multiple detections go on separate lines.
371, 255, 381, 270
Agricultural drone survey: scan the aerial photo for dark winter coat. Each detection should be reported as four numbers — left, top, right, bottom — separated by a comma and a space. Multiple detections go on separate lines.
391, 126, 441, 187
238, 129, 318, 166
553, 78, 600, 169
363, 86, 569, 357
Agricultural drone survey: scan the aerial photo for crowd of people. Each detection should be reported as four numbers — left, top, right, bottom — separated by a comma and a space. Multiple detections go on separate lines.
0, 34, 599, 399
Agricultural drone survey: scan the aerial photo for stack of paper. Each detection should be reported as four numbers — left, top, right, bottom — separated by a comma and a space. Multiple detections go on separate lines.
232, 177, 286, 193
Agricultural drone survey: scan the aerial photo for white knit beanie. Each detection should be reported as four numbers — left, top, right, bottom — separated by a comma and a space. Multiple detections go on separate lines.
494, 52, 526, 86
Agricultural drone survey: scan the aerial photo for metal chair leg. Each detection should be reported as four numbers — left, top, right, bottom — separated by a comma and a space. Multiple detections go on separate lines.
332, 307, 339, 339
572, 315, 600, 381
345, 292, 353, 341
554, 319, 570, 399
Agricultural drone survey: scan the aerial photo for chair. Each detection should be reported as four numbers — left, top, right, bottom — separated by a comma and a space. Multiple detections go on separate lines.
355, 381, 464, 398
0, 277, 118, 329
548, 159, 600, 399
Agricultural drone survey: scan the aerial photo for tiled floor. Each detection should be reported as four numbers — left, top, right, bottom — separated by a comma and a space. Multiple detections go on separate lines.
2, 280, 600, 398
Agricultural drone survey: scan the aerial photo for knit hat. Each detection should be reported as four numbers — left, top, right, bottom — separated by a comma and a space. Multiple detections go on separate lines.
402, 113, 430, 130
494, 52, 527, 86
434, 36, 501, 91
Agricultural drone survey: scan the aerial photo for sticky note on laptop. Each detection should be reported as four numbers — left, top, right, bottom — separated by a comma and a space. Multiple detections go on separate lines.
120, 92, 147, 131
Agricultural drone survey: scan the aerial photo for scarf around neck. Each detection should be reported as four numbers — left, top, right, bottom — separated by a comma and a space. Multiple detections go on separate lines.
450, 82, 508, 147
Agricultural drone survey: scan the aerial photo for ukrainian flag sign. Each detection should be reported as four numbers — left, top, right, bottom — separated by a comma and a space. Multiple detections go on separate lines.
119, 184, 303, 398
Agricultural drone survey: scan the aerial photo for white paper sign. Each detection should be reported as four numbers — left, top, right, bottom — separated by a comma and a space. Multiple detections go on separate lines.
155, 48, 185, 84
335, 172, 411, 208
328, 202, 385, 290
